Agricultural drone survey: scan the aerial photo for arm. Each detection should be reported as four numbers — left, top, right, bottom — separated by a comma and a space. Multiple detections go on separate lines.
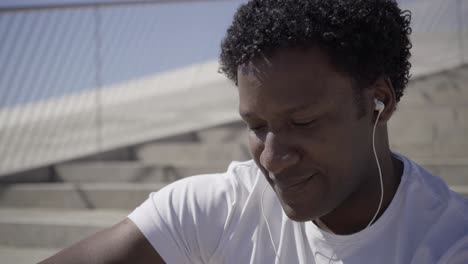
41, 171, 236, 264
39, 218, 165, 264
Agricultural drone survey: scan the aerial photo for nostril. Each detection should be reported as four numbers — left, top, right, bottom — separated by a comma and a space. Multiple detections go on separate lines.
259, 150, 276, 172
259, 132, 300, 173
260, 150, 300, 174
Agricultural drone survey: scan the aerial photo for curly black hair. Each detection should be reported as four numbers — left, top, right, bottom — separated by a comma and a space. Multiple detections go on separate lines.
219, 0, 412, 103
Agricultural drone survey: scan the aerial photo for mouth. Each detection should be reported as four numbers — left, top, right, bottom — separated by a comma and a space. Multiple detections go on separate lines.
273, 174, 315, 191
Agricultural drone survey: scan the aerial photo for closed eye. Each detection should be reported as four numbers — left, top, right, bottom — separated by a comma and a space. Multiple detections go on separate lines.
291, 119, 316, 127
249, 125, 267, 131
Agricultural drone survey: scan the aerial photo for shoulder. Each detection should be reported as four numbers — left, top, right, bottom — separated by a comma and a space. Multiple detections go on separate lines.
127, 160, 261, 263
143, 160, 259, 216
397, 152, 468, 216
397, 153, 468, 261
438, 235, 468, 264
156, 159, 259, 202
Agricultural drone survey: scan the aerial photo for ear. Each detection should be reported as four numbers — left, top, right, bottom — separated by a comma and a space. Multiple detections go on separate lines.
371, 76, 398, 124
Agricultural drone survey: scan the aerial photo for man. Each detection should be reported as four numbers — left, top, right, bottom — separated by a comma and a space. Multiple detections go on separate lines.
41, 0, 468, 263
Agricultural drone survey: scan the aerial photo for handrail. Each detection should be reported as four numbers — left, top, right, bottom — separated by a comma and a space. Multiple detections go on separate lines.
0, 0, 234, 12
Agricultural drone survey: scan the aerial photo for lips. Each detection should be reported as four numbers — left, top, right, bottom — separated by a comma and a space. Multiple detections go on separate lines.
270, 174, 315, 191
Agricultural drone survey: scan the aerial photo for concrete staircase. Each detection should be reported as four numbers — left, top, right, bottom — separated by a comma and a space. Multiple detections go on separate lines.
1, 66, 468, 263
0, 123, 250, 263
389, 66, 468, 188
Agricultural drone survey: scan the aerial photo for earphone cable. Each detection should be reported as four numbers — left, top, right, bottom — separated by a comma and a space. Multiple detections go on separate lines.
261, 183, 282, 261
326, 108, 385, 264
368, 109, 385, 228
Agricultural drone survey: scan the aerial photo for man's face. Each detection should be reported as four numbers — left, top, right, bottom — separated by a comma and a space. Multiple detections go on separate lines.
238, 47, 375, 222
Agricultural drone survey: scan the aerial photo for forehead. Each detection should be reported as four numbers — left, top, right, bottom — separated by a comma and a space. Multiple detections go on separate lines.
237, 48, 355, 115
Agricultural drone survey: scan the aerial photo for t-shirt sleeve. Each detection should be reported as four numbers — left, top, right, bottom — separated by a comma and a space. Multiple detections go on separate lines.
127, 173, 237, 264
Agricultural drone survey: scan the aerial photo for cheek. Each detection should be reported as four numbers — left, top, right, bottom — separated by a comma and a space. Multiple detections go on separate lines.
247, 132, 273, 183
297, 124, 356, 179
248, 131, 263, 161
319, 122, 370, 189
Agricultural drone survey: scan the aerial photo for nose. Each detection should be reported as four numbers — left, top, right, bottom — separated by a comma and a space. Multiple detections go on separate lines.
259, 132, 300, 175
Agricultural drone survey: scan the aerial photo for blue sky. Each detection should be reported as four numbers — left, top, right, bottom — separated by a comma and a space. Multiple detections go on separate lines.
0, 1, 242, 107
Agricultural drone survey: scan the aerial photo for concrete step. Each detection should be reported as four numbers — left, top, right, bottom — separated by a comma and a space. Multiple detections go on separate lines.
402, 66, 468, 107
197, 121, 248, 144
55, 161, 230, 183
391, 143, 468, 159
55, 161, 167, 183
0, 183, 163, 210
402, 156, 468, 186
391, 143, 468, 186
1, 186, 467, 250
409, 156, 468, 166
422, 164, 468, 186
450, 186, 468, 197
137, 142, 251, 166
0, 246, 59, 264
0, 208, 128, 248
388, 106, 468, 145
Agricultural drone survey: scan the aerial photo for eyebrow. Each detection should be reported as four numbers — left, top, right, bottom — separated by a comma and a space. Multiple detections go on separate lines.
239, 102, 320, 119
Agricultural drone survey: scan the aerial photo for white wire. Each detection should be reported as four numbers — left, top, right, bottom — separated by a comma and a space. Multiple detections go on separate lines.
368, 109, 385, 228
261, 183, 281, 262
326, 109, 385, 264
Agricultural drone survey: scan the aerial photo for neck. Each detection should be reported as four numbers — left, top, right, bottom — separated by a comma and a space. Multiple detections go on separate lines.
318, 129, 403, 235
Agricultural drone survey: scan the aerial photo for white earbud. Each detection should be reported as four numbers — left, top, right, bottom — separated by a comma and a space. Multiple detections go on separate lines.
374, 98, 385, 113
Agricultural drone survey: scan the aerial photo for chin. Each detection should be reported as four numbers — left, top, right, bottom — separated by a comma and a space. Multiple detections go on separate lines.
279, 195, 325, 222
283, 206, 316, 222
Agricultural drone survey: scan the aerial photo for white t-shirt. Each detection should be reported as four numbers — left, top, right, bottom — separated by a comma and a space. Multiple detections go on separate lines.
128, 153, 468, 263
